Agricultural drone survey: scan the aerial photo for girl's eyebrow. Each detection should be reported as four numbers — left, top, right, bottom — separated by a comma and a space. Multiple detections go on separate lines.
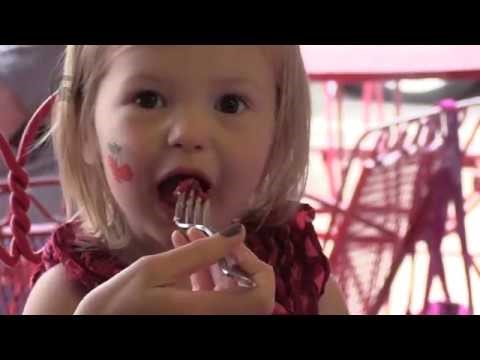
121, 74, 263, 92
121, 74, 171, 86
210, 77, 264, 92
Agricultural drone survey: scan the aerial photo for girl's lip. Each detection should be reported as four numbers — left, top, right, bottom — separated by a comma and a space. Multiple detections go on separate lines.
157, 167, 213, 191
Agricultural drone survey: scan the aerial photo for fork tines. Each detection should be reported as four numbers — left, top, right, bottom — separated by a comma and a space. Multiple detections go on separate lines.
174, 189, 209, 227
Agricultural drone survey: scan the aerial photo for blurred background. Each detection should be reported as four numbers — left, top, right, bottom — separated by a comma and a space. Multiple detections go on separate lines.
301, 46, 480, 315
1, 45, 479, 314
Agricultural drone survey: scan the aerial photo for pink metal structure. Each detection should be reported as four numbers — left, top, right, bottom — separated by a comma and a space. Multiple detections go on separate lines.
0, 93, 61, 314
305, 98, 480, 314
300, 46, 480, 314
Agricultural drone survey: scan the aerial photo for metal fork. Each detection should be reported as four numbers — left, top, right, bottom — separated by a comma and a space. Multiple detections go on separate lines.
174, 189, 256, 288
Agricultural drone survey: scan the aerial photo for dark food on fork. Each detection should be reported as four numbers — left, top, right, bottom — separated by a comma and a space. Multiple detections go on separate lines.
174, 178, 209, 200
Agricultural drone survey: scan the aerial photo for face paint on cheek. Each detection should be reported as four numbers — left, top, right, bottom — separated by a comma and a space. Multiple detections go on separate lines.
107, 142, 134, 183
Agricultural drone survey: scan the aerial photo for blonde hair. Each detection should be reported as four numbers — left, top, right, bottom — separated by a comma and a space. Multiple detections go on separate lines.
50, 45, 311, 248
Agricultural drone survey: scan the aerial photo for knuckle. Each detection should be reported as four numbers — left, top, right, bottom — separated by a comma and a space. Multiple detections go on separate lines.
258, 261, 275, 277
132, 255, 160, 283
135, 255, 153, 271
251, 272, 276, 315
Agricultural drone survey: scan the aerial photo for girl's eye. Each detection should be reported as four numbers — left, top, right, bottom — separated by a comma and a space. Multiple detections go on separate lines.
134, 90, 166, 109
215, 94, 248, 114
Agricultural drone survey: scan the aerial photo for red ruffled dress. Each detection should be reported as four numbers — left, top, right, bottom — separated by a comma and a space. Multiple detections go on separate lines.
31, 203, 330, 314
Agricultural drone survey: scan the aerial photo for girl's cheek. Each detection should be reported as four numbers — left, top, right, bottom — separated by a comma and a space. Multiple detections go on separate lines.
105, 141, 135, 184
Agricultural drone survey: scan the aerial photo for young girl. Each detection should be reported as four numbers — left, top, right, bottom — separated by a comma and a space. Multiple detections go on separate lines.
23, 45, 348, 315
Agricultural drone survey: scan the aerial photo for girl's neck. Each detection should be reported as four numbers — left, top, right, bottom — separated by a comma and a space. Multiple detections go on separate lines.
111, 232, 172, 266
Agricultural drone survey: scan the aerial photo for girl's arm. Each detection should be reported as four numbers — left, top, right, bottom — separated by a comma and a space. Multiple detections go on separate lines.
23, 264, 86, 315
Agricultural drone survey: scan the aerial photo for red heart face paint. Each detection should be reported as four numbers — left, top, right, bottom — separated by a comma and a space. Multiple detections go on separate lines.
107, 142, 134, 183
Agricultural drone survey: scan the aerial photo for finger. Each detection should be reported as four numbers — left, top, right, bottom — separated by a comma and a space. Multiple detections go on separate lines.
188, 228, 240, 290
143, 223, 246, 285
171, 229, 216, 291
171, 230, 189, 248
187, 227, 208, 240
186, 228, 215, 291
230, 244, 275, 292
211, 263, 238, 291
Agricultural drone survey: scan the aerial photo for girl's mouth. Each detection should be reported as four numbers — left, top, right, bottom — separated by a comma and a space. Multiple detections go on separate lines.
157, 174, 211, 208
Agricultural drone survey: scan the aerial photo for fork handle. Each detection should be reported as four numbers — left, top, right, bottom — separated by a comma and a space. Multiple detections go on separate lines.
194, 225, 256, 288
217, 259, 256, 288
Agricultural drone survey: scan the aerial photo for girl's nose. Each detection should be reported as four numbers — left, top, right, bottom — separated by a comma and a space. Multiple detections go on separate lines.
166, 110, 211, 152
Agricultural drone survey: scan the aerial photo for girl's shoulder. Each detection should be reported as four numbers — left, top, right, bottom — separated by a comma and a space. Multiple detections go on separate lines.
246, 202, 331, 314
30, 221, 124, 292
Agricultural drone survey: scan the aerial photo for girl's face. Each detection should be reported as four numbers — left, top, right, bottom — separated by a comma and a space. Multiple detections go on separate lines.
92, 46, 276, 252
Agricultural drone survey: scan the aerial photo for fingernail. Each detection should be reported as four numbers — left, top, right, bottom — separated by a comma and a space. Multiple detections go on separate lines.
220, 223, 243, 238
